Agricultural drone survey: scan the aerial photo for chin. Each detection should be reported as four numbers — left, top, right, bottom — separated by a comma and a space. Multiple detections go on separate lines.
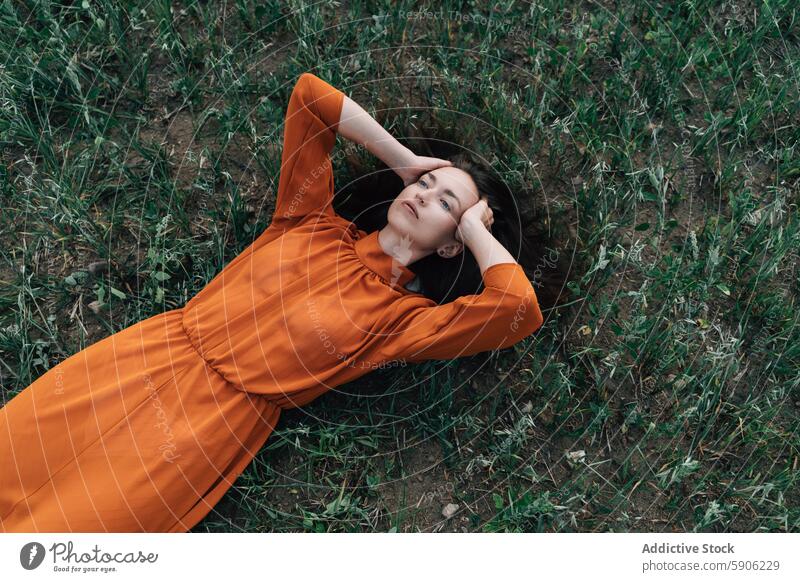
387, 207, 415, 234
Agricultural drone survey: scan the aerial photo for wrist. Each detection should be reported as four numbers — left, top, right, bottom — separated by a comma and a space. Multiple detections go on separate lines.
457, 218, 488, 246
381, 142, 413, 173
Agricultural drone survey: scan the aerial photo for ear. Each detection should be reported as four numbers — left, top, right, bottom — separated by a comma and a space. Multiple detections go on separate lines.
436, 242, 463, 259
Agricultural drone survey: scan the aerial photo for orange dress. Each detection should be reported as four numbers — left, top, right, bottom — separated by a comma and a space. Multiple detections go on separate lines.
0, 73, 544, 532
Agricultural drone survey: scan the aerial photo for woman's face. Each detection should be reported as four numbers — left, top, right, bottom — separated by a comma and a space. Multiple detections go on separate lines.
387, 166, 480, 253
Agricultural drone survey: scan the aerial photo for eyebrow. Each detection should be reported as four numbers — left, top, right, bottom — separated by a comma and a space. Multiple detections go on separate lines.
425, 173, 461, 211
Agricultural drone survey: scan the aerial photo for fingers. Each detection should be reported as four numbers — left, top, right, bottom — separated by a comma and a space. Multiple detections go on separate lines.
479, 200, 493, 231
420, 155, 450, 166
464, 199, 494, 233
402, 157, 451, 185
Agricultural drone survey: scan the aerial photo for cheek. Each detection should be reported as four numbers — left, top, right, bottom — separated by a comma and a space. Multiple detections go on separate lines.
437, 213, 457, 231
423, 211, 458, 239
437, 207, 460, 227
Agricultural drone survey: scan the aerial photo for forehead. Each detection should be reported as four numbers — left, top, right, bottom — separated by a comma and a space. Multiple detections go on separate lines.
430, 166, 479, 206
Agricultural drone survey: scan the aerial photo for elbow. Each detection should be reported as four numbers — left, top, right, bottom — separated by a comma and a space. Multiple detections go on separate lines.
290, 72, 343, 133
291, 73, 315, 104
505, 288, 544, 343
297, 72, 318, 88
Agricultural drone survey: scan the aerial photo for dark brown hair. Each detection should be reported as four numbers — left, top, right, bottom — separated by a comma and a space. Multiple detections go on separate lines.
333, 134, 573, 314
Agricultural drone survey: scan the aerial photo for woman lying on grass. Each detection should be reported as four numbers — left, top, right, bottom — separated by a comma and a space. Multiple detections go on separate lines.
0, 72, 568, 532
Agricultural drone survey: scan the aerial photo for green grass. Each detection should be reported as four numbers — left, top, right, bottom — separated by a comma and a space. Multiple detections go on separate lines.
1, 0, 798, 532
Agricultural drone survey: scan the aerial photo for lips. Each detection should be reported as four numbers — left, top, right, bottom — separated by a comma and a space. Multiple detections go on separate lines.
402, 201, 418, 219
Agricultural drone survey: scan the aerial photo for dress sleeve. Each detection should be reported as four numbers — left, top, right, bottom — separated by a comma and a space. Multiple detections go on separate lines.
267, 72, 345, 231
380, 262, 545, 363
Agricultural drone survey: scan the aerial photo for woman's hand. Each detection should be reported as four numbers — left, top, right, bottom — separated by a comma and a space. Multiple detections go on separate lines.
454, 198, 517, 274
392, 152, 453, 187
455, 198, 494, 243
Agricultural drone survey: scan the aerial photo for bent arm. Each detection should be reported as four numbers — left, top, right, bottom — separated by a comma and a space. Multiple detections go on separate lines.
267, 72, 345, 230
380, 263, 544, 363
459, 219, 519, 276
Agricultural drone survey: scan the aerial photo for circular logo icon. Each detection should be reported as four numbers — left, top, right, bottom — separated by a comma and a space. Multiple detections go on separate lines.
20, 542, 46, 570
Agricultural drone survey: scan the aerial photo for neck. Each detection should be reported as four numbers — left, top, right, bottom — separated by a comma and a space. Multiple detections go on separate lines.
377, 224, 433, 267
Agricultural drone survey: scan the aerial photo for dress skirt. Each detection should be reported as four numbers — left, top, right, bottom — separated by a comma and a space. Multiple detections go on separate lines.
0, 307, 281, 532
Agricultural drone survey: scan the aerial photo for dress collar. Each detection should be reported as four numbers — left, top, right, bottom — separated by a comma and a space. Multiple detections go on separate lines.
353, 229, 417, 292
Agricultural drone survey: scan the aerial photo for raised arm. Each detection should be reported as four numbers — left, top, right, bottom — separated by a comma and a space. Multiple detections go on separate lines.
267, 72, 345, 231
456, 198, 518, 274
266, 73, 449, 234
379, 261, 544, 364
378, 195, 543, 362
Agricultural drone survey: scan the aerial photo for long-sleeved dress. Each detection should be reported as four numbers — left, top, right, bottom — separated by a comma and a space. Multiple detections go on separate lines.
0, 73, 544, 532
